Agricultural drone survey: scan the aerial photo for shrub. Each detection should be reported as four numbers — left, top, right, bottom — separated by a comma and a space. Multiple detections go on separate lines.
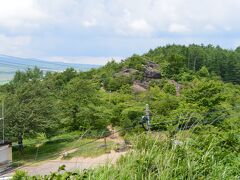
12, 170, 28, 180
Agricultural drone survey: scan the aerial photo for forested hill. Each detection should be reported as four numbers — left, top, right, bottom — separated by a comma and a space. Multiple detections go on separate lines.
144, 44, 240, 84
0, 44, 240, 138
1, 44, 240, 178
99, 44, 240, 86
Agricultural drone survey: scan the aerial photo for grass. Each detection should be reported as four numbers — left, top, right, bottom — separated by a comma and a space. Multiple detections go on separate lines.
63, 140, 116, 159
11, 121, 240, 179
76, 131, 240, 179
12, 131, 119, 165
11, 127, 240, 179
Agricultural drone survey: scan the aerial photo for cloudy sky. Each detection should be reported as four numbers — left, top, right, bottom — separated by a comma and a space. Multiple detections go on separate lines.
0, 0, 240, 65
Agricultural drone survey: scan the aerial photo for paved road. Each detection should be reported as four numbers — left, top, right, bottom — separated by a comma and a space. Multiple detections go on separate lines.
0, 150, 126, 177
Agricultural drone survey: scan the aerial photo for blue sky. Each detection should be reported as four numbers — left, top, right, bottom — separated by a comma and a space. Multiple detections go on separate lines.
0, 0, 240, 65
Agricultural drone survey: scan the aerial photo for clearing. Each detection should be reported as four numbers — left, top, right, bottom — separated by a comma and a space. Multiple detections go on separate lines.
0, 126, 129, 177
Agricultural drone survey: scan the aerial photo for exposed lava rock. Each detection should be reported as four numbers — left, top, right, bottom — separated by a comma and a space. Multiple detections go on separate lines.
146, 61, 159, 68
144, 67, 161, 79
132, 81, 148, 93
115, 68, 138, 77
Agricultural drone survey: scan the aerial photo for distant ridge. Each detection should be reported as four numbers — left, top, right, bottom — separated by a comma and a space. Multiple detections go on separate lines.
0, 54, 101, 84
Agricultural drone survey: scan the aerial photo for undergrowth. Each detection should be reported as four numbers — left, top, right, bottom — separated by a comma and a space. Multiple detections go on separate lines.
13, 125, 240, 179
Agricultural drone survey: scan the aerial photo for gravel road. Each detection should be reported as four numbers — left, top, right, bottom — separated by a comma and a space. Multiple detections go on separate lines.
0, 150, 126, 177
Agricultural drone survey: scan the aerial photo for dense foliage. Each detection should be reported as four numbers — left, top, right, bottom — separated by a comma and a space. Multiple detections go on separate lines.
1, 44, 240, 179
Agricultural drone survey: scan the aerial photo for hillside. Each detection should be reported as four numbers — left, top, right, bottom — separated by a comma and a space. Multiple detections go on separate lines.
0, 54, 100, 84
0, 44, 240, 179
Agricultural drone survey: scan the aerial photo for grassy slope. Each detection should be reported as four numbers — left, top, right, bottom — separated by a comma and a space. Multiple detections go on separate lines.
58, 131, 240, 180
15, 130, 239, 179
12, 131, 118, 166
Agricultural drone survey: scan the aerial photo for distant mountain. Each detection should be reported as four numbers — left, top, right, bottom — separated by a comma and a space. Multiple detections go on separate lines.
0, 54, 101, 84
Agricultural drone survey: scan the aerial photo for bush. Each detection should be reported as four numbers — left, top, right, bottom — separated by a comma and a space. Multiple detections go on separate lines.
12, 170, 28, 180
121, 106, 144, 128
162, 82, 176, 95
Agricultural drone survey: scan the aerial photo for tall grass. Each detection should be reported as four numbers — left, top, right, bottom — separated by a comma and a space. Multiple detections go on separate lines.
13, 127, 239, 179
80, 131, 239, 179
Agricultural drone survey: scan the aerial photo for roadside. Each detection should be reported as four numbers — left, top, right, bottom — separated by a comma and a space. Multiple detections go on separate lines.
0, 126, 129, 177
1, 150, 127, 177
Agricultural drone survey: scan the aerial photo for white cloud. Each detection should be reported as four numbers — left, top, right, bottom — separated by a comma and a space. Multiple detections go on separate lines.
82, 19, 97, 27
0, 0, 48, 29
0, 0, 240, 63
130, 19, 153, 34
169, 23, 190, 33
0, 34, 32, 56
204, 25, 216, 32
1, 0, 240, 35
0, 0, 240, 33
115, 18, 153, 37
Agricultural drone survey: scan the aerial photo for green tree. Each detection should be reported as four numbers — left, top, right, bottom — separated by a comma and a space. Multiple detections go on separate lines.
197, 66, 210, 77
60, 78, 107, 130
183, 79, 226, 108
12, 67, 43, 85
5, 81, 58, 140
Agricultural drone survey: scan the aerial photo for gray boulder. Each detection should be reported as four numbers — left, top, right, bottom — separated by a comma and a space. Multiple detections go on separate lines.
144, 67, 161, 79
147, 61, 159, 68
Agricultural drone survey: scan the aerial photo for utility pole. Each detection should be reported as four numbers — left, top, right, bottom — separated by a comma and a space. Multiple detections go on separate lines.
0, 100, 4, 143
145, 104, 151, 131
140, 104, 151, 131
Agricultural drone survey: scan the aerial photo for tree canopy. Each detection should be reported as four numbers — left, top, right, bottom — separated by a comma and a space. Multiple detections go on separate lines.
0, 44, 239, 142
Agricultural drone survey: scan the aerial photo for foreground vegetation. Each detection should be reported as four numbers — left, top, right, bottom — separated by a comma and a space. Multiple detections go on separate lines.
12, 131, 115, 166
13, 129, 240, 179
0, 44, 240, 179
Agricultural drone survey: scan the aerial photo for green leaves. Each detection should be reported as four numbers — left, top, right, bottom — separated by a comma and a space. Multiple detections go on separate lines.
12, 67, 43, 85
60, 77, 109, 131
5, 80, 58, 140
183, 79, 225, 108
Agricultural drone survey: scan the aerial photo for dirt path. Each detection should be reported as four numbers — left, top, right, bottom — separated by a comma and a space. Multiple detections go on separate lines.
57, 125, 125, 159
1, 150, 126, 177
0, 126, 128, 177
97, 125, 125, 144
169, 80, 182, 96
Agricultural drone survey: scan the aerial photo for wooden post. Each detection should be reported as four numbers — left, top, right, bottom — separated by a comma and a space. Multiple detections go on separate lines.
104, 137, 107, 153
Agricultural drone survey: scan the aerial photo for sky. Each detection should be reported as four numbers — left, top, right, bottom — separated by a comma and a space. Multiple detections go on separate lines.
0, 0, 240, 65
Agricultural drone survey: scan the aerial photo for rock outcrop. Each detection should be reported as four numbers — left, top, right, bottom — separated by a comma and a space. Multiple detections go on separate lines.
146, 61, 159, 68
143, 61, 161, 79
144, 67, 161, 79
115, 68, 138, 77
132, 81, 148, 93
